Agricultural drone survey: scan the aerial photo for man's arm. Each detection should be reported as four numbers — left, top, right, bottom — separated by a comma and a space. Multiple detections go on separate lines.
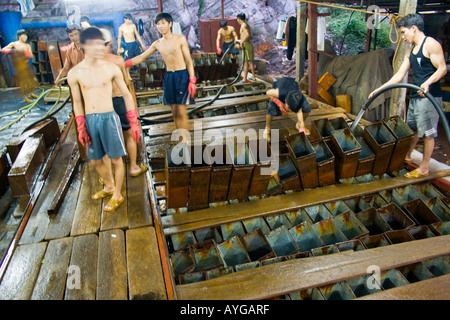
134, 25, 146, 51
216, 29, 222, 47
232, 28, 238, 42
127, 42, 157, 67
368, 49, 411, 98
67, 70, 84, 117
240, 25, 251, 43
180, 36, 195, 77
420, 38, 447, 96
117, 26, 123, 55
1, 42, 15, 54
55, 54, 72, 86
266, 88, 279, 98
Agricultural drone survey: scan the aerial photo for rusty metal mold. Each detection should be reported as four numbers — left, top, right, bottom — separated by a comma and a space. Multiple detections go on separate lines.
422, 256, 450, 277
277, 154, 302, 192
330, 128, 362, 179
311, 244, 339, 256
319, 282, 356, 300
311, 218, 348, 245
165, 144, 191, 209
178, 271, 206, 285
428, 221, 450, 236
392, 185, 428, 207
217, 236, 251, 267
355, 207, 393, 235
356, 137, 375, 176
170, 249, 195, 277
288, 221, 324, 251
403, 199, 442, 225
378, 269, 410, 290
194, 227, 223, 243
347, 275, 382, 298
397, 262, 435, 284
220, 221, 246, 241
265, 212, 293, 230
333, 211, 369, 239
344, 197, 372, 213
191, 239, 224, 271
312, 140, 335, 186
330, 117, 350, 131
285, 251, 312, 260
188, 145, 212, 210
266, 225, 300, 257
360, 234, 391, 249
207, 144, 233, 203
227, 142, 255, 200
304, 204, 333, 223
363, 122, 396, 175
286, 132, 319, 189
170, 231, 197, 252
335, 239, 366, 252
285, 209, 314, 227
383, 116, 414, 171
377, 203, 416, 230
418, 183, 446, 199
240, 228, 275, 261
205, 266, 234, 280
324, 200, 353, 216
355, 173, 377, 184
384, 229, 414, 244
339, 177, 359, 184
289, 288, 325, 300
248, 139, 274, 196
312, 118, 335, 141
363, 193, 388, 209
242, 216, 271, 235
407, 225, 436, 240
426, 197, 450, 221
235, 261, 260, 272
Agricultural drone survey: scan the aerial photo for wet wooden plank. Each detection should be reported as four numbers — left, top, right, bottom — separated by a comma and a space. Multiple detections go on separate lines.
70, 163, 102, 236
176, 235, 450, 300
64, 233, 98, 300
163, 169, 450, 235
126, 226, 167, 300
100, 162, 128, 231
45, 168, 82, 240
0, 242, 47, 300
127, 168, 153, 229
30, 237, 73, 300
96, 229, 127, 300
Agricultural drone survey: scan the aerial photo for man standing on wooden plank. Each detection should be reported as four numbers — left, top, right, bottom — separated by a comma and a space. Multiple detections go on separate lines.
216, 20, 239, 56
124, 13, 196, 143
68, 27, 141, 212
264, 77, 311, 142
235, 13, 256, 82
102, 28, 148, 178
369, 14, 446, 179
117, 13, 146, 60
54, 24, 84, 86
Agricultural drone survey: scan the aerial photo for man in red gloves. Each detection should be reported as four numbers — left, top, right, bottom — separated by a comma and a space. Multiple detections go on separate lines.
216, 20, 239, 56
264, 77, 311, 142
124, 12, 196, 143
68, 27, 140, 212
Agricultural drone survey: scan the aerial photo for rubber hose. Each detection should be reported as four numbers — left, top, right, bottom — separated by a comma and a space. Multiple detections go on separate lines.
139, 43, 247, 124
350, 83, 450, 144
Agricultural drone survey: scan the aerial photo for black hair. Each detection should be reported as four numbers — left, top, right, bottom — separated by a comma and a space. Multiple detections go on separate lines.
397, 14, 424, 31
80, 16, 90, 23
237, 13, 246, 21
80, 27, 104, 44
155, 12, 173, 25
16, 29, 27, 38
286, 91, 305, 113
124, 13, 132, 20
66, 24, 81, 34
220, 20, 227, 28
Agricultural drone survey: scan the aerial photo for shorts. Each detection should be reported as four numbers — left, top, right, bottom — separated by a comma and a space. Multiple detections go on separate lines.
85, 111, 127, 160
406, 97, 442, 138
122, 41, 142, 60
112, 96, 131, 131
222, 41, 239, 55
242, 42, 254, 61
163, 69, 194, 105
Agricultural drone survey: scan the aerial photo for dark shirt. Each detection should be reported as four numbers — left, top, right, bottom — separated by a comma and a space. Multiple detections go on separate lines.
273, 77, 310, 113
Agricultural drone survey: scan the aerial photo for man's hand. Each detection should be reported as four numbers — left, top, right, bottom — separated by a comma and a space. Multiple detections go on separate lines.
368, 88, 379, 99
126, 110, 141, 142
188, 76, 197, 99
217, 45, 222, 55
75, 115, 91, 148
125, 59, 133, 68
1, 48, 12, 55
418, 82, 429, 98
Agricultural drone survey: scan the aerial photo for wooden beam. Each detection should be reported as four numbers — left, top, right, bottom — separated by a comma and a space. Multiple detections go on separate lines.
295, 2, 307, 81
163, 169, 450, 235
176, 235, 450, 300
308, 3, 318, 99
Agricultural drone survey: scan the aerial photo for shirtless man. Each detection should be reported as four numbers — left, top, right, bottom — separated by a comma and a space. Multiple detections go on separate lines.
125, 13, 196, 143
1, 29, 37, 102
68, 27, 141, 212
101, 28, 148, 178
216, 20, 239, 56
117, 13, 146, 60
235, 13, 256, 82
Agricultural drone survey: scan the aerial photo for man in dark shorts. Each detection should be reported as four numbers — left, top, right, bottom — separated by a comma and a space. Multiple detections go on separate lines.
264, 77, 311, 141
216, 20, 239, 56
117, 13, 146, 60
125, 13, 196, 143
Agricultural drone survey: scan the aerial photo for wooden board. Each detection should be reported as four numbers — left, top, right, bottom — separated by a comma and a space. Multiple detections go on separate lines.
126, 227, 167, 300
163, 169, 450, 235
64, 233, 98, 300
0, 242, 47, 300
127, 168, 153, 229
30, 237, 73, 300
357, 274, 450, 300
96, 229, 127, 300
176, 235, 450, 300
70, 163, 103, 236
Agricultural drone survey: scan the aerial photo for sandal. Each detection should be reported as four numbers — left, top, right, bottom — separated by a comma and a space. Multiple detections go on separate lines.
404, 158, 413, 164
92, 189, 114, 200
130, 164, 149, 177
404, 169, 429, 179
104, 196, 125, 212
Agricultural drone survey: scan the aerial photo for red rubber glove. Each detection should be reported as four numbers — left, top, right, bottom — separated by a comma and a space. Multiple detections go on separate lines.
188, 76, 197, 99
1, 48, 12, 55
24, 49, 32, 59
217, 45, 222, 55
126, 109, 140, 142
125, 59, 133, 68
75, 115, 91, 149
271, 97, 289, 115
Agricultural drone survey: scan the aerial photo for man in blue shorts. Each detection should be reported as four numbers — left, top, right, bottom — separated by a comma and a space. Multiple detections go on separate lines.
125, 13, 196, 143
264, 77, 311, 141
369, 14, 446, 178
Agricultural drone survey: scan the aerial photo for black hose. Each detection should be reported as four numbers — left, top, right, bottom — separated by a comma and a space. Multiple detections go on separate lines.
350, 83, 450, 144
139, 42, 246, 125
